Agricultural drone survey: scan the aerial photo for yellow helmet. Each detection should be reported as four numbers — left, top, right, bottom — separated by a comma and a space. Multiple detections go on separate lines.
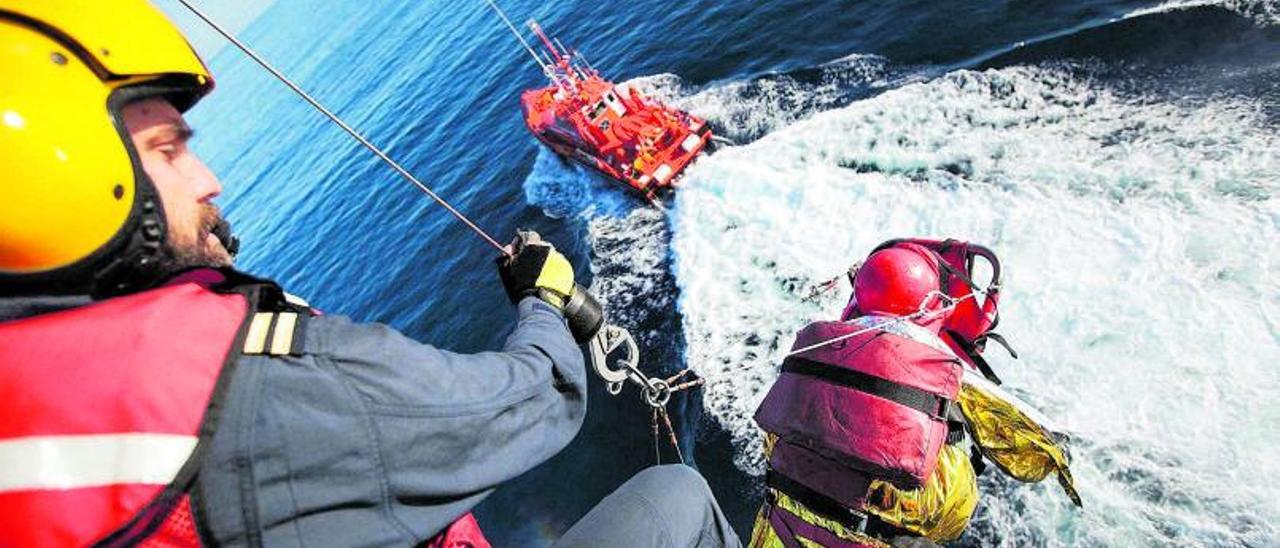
0, 0, 214, 296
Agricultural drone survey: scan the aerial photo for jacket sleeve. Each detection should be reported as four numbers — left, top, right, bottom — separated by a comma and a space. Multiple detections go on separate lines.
305, 297, 588, 533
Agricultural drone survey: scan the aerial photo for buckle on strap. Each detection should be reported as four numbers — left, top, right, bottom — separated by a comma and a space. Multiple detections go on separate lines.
846, 507, 870, 534
932, 397, 956, 421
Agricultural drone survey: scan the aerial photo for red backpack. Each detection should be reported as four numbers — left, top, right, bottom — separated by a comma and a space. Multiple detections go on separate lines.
866, 238, 1016, 384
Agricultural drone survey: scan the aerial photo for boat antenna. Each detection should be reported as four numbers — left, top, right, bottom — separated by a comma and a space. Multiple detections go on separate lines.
481, 0, 551, 75
527, 20, 564, 63
574, 49, 598, 74
173, 0, 508, 255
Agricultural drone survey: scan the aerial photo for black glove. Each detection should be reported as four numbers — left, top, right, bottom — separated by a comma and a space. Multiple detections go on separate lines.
497, 230, 603, 343
497, 231, 574, 307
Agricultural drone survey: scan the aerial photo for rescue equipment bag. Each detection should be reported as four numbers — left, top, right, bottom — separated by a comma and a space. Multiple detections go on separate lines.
754, 318, 964, 490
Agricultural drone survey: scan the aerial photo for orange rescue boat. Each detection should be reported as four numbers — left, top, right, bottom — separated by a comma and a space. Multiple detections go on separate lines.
515, 20, 713, 203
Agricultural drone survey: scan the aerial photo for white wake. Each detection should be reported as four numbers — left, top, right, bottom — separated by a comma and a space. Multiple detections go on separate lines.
671, 64, 1279, 545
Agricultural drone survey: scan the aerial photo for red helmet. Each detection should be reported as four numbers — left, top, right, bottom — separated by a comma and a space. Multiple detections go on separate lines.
843, 244, 947, 326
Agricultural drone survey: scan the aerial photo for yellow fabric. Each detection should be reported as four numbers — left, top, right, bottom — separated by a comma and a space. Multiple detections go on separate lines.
0, 22, 136, 273
748, 495, 892, 548
752, 434, 975, 545
533, 247, 575, 301
958, 377, 1082, 506
864, 444, 979, 541
0, 0, 211, 274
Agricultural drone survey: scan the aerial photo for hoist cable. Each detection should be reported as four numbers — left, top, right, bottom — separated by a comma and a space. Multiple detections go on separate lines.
174, 0, 509, 255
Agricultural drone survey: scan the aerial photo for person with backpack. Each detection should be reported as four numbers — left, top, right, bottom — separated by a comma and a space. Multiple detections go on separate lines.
750, 239, 1081, 547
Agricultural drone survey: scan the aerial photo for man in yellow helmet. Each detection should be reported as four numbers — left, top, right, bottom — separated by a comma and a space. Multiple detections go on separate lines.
0, 2, 740, 546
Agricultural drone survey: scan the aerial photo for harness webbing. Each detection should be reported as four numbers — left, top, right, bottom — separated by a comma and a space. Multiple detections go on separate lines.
781, 356, 955, 420
766, 470, 912, 541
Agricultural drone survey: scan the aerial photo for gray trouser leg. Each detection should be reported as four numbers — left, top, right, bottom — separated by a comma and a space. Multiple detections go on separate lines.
555, 465, 742, 548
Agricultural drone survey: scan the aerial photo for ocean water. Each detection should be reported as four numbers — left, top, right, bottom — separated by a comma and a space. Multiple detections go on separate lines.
188, 0, 1278, 545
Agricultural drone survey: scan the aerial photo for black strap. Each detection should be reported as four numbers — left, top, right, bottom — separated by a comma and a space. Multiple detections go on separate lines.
969, 442, 988, 477
980, 331, 1018, 360
767, 470, 914, 541
945, 330, 1003, 386
782, 357, 955, 420
946, 403, 967, 444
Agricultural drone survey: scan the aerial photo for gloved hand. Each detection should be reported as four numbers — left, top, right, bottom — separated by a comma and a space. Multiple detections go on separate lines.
497, 230, 603, 343
498, 230, 575, 307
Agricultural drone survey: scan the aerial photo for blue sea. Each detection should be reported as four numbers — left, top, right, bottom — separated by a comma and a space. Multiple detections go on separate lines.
185, 0, 1279, 545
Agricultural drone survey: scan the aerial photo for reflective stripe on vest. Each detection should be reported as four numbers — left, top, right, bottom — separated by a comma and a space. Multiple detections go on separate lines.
0, 433, 197, 492
0, 271, 491, 547
0, 276, 250, 546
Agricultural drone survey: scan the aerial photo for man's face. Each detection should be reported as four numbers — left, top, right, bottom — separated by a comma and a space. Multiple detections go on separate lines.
121, 98, 233, 269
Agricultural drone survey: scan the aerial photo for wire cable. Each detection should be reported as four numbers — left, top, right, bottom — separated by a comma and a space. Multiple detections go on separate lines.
175, 0, 509, 255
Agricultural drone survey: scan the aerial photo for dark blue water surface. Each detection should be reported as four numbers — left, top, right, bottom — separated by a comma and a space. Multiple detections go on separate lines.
188, 0, 1278, 544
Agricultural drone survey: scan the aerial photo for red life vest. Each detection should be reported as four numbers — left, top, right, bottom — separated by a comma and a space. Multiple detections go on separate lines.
754, 319, 963, 493
0, 269, 490, 547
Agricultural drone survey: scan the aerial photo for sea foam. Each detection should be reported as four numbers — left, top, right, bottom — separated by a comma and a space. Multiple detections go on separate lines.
671, 64, 1279, 545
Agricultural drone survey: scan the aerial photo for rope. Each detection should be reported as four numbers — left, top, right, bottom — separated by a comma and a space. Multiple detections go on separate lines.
175, 0, 510, 255
692, 283, 993, 383
785, 290, 978, 357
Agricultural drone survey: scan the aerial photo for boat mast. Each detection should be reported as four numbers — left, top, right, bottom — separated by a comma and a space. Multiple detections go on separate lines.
528, 21, 564, 63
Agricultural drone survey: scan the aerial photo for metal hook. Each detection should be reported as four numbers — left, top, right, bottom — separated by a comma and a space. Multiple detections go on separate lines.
588, 324, 645, 388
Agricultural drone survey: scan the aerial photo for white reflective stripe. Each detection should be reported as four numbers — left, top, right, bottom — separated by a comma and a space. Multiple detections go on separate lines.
0, 434, 198, 492
243, 312, 274, 354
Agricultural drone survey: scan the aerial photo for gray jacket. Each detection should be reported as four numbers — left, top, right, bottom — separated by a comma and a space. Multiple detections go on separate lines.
195, 297, 587, 546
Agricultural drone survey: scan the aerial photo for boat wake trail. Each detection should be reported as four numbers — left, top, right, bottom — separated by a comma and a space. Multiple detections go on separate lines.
672, 59, 1278, 546
522, 4, 1278, 544
623, 53, 904, 145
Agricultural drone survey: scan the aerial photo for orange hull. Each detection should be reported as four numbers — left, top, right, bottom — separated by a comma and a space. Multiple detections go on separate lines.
516, 22, 712, 202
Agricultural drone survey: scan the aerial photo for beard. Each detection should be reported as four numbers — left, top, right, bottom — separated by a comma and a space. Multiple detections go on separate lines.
89, 203, 238, 298
164, 203, 236, 271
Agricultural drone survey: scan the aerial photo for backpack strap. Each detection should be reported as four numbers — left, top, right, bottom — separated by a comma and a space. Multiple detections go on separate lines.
945, 329, 1003, 385
978, 332, 1018, 359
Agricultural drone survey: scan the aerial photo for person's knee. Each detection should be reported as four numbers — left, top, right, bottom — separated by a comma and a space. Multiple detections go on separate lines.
626, 464, 718, 518
632, 464, 713, 497
558, 465, 736, 548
